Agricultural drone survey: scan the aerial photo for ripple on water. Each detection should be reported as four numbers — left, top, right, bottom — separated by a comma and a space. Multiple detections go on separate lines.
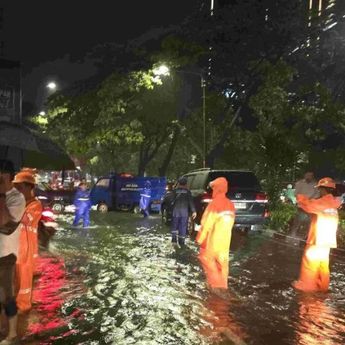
24, 215, 345, 344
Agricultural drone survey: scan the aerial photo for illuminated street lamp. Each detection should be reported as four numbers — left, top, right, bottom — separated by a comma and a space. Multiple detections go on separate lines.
153, 65, 170, 76
39, 111, 46, 116
47, 82, 57, 90
154, 65, 207, 168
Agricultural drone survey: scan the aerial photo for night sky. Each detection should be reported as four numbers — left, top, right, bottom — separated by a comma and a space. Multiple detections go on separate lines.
1, 0, 200, 110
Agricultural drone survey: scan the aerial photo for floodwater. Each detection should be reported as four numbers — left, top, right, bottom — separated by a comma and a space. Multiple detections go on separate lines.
18, 212, 345, 344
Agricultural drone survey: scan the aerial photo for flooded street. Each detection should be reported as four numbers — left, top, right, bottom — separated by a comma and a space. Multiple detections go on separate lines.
20, 212, 345, 345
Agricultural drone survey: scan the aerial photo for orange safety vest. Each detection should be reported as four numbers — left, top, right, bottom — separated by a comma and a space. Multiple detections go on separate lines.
297, 194, 341, 248
16, 198, 42, 312
196, 178, 235, 289
294, 194, 341, 292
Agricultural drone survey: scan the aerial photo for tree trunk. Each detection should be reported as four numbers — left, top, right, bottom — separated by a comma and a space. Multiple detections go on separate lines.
138, 135, 166, 176
158, 127, 180, 176
206, 106, 243, 168
138, 144, 147, 176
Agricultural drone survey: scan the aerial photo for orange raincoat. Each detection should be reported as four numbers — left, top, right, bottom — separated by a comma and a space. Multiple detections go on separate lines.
16, 198, 42, 312
293, 194, 341, 292
196, 177, 235, 289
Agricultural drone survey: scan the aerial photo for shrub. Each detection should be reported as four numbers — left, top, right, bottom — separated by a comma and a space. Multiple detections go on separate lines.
337, 211, 345, 248
268, 203, 297, 233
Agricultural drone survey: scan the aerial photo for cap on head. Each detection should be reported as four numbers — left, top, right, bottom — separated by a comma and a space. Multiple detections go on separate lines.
178, 177, 188, 186
0, 159, 15, 175
13, 168, 37, 185
316, 177, 335, 189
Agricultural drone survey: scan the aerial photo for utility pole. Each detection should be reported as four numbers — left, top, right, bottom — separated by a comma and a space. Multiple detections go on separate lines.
202, 76, 206, 168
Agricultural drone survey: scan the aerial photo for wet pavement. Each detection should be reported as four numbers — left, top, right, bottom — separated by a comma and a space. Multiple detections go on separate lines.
19, 212, 345, 344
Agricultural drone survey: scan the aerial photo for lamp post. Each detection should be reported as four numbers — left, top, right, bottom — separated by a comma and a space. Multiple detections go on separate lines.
154, 65, 207, 168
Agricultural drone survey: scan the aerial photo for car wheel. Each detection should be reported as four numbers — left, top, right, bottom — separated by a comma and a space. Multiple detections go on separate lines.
52, 202, 64, 214
133, 205, 141, 214
97, 203, 108, 213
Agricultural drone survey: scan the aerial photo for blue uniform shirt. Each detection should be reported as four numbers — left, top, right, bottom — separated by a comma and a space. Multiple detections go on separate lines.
172, 187, 196, 218
74, 189, 91, 208
140, 187, 151, 210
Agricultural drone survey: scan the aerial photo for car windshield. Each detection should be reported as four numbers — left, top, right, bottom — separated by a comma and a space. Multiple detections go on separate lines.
208, 171, 260, 190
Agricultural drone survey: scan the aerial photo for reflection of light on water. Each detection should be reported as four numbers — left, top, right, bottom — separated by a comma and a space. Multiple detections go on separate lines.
29, 256, 67, 334
21, 214, 345, 344
295, 295, 345, 345
20, 255, 85, 343
48, 222, 214, 344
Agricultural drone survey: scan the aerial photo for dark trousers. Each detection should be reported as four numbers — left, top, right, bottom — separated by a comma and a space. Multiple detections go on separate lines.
73, 204, 90, 228
0, 254, 17, 317
171, 216, 189, 246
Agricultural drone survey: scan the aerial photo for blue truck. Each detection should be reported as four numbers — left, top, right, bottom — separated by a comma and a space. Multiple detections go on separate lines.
90, 173, 167, 213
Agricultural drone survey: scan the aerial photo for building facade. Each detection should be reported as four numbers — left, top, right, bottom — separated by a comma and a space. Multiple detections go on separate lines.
0, 3, 22, 124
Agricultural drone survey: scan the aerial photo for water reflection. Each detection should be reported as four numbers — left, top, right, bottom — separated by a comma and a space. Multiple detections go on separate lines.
294, 294, 345, 345
17, 213, 345, 344
201, 292, 248, 345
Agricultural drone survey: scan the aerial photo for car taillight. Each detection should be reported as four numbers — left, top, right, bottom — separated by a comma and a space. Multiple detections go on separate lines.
264, 209, 270, 218
42, 210, 54, 218
256, 193, 268, 202
201, 192, 212, 203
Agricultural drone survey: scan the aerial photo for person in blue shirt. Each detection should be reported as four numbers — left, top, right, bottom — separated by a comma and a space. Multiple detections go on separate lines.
171, 177, 196, 247
73, 182, 91, 228
140, 181, 151, 218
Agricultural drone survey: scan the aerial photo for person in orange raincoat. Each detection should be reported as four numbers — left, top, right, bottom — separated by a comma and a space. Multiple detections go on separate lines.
12, 168, 42, 312
293, 177, 341, 293
196, 177, 235, 290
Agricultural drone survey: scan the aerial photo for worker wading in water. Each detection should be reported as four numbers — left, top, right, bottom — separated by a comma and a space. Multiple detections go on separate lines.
139, 181, 151, 218
293, 177, 341, 293
196, 177, 235, 290
170, 177, 196, 248
73, 182, 91, 228
13, 168, 42, 313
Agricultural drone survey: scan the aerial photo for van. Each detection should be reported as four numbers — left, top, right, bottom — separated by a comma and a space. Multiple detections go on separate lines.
90, 173, 167, 213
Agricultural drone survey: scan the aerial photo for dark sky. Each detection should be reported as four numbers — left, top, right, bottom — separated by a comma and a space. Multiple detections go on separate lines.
1, 0, 201, 109
3, 0, 200, 69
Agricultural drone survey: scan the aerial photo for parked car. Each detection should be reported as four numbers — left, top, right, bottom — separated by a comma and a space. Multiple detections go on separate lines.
162, 168, 269, 231
90, 173, 167, 213
35, 182, 76, 213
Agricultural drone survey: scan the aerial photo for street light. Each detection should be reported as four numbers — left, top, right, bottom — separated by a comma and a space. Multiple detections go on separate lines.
154, 65, 207, 168
153, 65, 170, 76
39, 111, 46, 116
47, 82, 57, 90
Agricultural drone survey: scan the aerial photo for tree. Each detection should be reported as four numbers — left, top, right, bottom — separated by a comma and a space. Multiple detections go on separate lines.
178, 0, 321, 167
36, 68, 184, 176
245, 60, 345, 204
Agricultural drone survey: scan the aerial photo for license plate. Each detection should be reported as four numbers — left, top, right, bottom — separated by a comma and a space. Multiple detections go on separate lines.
234, 202, 246, 210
